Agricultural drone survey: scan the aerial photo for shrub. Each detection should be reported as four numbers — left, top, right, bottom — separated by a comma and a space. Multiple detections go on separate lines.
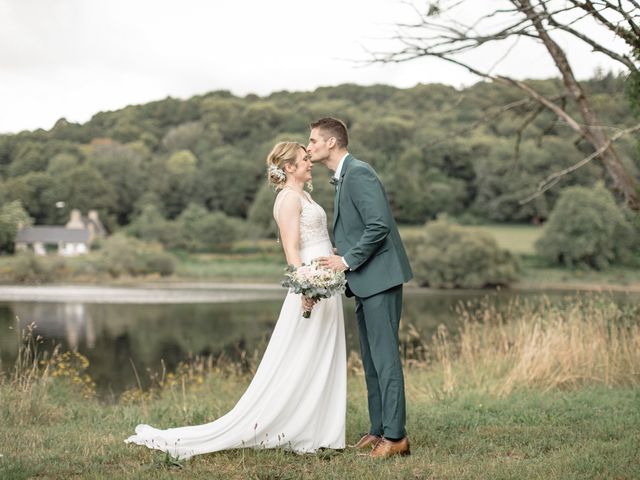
386, 169, 468, 223
126, 203, 180, 247
0, 200, 33, 254
95, 234, 176, 277
623, 206, 640, 263
174, 204, 246, 252
535, 185, 634, 269
0, 252, 67, 284
408, 219, 519, 288
138, 250, 176, 277
247, 184, 278, 238
128, 202, 247, 253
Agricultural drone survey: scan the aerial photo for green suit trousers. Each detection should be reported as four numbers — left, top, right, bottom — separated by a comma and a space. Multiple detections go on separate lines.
355, 284, 406, 439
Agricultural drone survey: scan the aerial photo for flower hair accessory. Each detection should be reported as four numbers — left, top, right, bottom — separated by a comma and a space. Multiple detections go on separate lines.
269, 164, 286, 183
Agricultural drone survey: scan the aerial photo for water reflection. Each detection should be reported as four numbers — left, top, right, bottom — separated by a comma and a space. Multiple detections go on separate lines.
0, 289, 637, 397
1, 301, 285, 395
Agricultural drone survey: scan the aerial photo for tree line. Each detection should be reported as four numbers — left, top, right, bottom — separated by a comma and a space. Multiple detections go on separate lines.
0, 74, 637, 246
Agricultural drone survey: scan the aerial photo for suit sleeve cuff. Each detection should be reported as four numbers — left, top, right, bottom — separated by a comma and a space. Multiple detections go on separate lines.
341, 257, 350, 270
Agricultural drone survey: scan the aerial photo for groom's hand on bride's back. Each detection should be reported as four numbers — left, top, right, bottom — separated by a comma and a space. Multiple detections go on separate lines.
318, 255, 348, 272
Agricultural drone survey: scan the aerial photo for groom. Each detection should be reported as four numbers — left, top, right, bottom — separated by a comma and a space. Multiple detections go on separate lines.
309, 117, 413, 459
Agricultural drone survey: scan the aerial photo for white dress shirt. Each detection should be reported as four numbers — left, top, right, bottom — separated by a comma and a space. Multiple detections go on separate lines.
333, 153, 349, 182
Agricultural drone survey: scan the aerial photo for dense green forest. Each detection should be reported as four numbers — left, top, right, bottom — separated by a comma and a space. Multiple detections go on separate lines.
1, 73, 637, 237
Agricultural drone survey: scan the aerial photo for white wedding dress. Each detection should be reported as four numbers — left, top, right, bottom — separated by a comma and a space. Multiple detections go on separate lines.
125, 188, 346, 460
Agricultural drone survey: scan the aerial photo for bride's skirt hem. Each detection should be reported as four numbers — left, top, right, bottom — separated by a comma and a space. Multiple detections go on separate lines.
124, 435, 346, 461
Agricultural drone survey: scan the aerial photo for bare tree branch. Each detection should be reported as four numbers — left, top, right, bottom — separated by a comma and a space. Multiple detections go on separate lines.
538, 1, 638, 71
424, 97, 537, 147
625, 0, 640, 11
373, 43, 589, 144
599, 0, 640, 37
370, 0, 640, 209
568, 0, 640, 48
515, 104, 546, 160
497, 75, 588, 136
488, 37, 522, 74
519, 122, 640, 205
536, 96, 566, 146
516, 0, 640, 208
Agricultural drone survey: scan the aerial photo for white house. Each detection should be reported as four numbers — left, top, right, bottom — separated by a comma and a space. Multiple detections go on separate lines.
15, 209, 106, 256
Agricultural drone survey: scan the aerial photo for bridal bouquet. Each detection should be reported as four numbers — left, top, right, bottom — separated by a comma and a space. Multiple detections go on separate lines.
282, 261, 347, 318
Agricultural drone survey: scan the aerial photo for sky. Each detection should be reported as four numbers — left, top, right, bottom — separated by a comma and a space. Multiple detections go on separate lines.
0, 0, 626, 134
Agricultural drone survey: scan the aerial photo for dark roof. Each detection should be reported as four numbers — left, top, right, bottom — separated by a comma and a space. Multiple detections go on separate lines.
16, 227, 90, 244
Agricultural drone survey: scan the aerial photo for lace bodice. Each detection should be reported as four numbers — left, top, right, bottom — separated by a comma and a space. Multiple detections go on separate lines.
273, 188, 331, 250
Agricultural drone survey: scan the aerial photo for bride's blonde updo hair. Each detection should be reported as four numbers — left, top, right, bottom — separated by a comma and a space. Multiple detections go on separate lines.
266, 141, 307, 191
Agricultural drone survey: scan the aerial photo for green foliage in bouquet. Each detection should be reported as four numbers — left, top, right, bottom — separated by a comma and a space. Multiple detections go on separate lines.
281, 262, 346, 318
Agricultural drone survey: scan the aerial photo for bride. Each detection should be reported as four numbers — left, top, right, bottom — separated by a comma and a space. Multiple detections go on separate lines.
125, 141, 346, 459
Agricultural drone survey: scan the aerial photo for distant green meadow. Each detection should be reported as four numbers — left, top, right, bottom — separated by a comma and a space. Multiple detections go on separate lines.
173, 225, 640, 288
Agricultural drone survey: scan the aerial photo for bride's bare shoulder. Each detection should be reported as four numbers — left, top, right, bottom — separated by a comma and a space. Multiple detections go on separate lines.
273, 188, 303, 220
275, 188, 303, 205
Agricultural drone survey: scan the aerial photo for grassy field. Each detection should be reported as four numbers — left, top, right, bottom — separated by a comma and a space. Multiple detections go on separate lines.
1, 380, 637, 479
2, 298, 639, 479
171, 225, 640, 289
472, 224, 543, 255
400, 223, 542, 256
174, 251, 283, 282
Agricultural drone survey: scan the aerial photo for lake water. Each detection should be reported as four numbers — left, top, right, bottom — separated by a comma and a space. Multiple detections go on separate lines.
0, 285, 637, 398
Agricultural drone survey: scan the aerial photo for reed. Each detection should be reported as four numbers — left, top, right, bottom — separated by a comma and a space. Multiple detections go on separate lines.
399, 296, 640, 399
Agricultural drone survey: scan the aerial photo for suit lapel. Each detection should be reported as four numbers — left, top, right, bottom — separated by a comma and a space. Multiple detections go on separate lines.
333, 154, 353, 231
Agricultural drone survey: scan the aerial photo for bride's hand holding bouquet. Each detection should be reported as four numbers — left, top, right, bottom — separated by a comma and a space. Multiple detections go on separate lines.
282, 260, 346, 318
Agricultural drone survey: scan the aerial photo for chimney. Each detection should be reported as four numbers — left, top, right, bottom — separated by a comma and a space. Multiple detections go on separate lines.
66, 209, 84, 229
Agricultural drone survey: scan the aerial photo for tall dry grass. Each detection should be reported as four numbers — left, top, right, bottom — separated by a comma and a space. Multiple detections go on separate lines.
7, 321, 56, 390
421, 296, 640, 396
3, 295, 639, 405
4, 320, 94, 415
1, 321, 64, 427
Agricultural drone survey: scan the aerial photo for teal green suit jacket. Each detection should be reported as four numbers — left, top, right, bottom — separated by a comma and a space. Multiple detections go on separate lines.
333, 154, 413, 298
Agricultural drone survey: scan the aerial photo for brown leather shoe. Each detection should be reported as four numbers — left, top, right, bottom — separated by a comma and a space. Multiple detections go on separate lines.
370, 437, 410, 458
352, 433, 382, 450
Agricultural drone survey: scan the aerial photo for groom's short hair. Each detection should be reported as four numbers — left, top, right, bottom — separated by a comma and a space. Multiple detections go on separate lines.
310, 117, 349, 148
